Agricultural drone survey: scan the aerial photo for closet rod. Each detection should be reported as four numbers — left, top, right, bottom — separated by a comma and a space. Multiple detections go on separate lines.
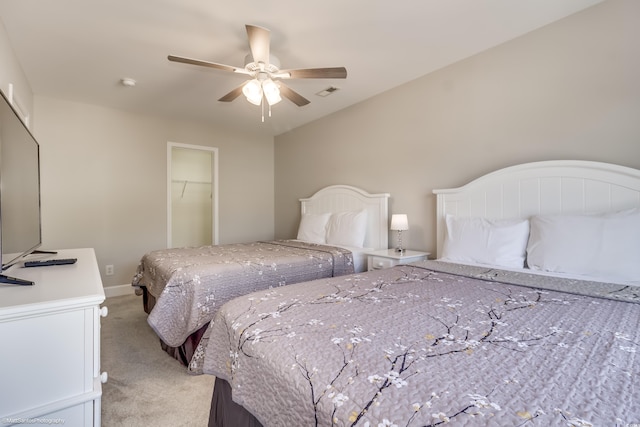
172, 179, 211, 185
173, 179, 212, 198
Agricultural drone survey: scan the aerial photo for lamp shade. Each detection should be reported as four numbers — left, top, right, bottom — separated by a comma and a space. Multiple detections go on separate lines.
390, 214, 409, 231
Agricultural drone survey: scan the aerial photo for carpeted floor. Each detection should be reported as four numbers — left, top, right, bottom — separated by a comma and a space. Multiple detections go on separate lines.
101, 294, 215, 426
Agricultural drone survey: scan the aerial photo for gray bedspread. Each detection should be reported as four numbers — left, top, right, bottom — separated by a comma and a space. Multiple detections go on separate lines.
200, 260, 640, 426
131, 240, 354, 347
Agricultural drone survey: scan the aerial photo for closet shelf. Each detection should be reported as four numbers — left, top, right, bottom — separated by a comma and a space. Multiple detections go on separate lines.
172, 179, 212, 198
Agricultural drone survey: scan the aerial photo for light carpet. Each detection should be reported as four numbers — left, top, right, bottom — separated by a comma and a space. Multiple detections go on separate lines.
101, 294, 215, 426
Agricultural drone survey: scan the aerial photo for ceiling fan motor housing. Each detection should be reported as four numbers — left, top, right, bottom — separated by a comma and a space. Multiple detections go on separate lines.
244, 53, 281, 74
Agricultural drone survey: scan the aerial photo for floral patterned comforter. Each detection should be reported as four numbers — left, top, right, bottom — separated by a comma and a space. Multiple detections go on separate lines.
131, 240, 354, 347
199, 260, 639, 426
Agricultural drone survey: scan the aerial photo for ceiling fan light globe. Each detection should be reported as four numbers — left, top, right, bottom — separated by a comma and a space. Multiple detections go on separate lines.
242, 80, 263, 105
262, 79, 282, 105
246, 96, 262, 106
265, 92, 282, 106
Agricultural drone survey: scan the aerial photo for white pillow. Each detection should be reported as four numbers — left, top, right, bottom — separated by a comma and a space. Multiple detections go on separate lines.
440, 215, 530, 269
325, 210, 368, 248
296, 213, 331, 244
526, 208, 640, 282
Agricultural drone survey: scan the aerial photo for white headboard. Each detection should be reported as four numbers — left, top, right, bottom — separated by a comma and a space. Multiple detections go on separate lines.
300, 185, 390, 250
432, 160, 640, 258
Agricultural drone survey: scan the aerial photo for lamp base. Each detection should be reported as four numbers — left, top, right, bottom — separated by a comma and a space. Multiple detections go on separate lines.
394, 230, 405, 255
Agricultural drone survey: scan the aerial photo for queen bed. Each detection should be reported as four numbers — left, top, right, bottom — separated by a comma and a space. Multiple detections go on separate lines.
132, 184, 390, 366
198, 160, 640, 426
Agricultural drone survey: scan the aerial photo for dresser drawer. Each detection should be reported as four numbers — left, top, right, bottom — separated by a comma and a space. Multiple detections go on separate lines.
369, 256, 396, 270
0, 309, 90, 416
366, 250, 430, 271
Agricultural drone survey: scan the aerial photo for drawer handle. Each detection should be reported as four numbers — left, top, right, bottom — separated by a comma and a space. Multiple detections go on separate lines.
376, 262, 384, 267
100, 372, 109, 383
100, 306, 109, 317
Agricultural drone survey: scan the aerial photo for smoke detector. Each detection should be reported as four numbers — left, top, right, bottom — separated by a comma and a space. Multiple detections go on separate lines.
120, 78, 136, 87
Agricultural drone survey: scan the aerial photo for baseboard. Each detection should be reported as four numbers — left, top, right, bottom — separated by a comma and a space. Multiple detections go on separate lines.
105, 284, 136, 298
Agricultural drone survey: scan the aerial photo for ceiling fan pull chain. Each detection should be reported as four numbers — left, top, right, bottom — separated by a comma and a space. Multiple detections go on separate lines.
261, 99, 265, 122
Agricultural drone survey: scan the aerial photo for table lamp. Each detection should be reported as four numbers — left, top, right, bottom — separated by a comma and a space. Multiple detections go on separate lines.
390, 214, 409, 253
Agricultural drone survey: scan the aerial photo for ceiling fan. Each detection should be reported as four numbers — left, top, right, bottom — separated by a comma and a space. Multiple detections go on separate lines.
168, 24, 347, 113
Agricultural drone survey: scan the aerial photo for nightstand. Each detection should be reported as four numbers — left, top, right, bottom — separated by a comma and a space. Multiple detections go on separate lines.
366, 249, 430, 271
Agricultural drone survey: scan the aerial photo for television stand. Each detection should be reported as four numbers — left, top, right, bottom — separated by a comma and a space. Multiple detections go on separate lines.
0, 248, 106, 426
0, 274, 34, 286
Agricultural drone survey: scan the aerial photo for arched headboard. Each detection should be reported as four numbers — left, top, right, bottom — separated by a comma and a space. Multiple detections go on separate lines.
432, 160, 640, 258
300, 185, 390, 250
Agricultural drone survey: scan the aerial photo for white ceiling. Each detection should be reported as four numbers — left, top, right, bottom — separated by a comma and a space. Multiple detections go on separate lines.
0, 0, 603, 136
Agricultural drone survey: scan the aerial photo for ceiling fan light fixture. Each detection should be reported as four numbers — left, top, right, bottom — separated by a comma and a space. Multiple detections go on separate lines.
242, 79, 263, 105
262, 79, 282, 106
168, 24, 347, 114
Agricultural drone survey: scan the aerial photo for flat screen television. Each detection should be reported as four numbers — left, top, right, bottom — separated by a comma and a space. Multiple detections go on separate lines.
0, 89, 42, 283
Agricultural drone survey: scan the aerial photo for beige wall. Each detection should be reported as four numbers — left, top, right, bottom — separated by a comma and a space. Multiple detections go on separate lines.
33, 96, 274, 288
0, 19, 33, 124
274, 0, 640, 256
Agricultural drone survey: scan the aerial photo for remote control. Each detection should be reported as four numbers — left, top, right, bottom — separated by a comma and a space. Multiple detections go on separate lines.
24, 258, 78, 267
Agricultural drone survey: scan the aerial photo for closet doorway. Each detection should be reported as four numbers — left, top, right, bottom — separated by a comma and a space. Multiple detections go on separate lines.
167, 142, 219, 248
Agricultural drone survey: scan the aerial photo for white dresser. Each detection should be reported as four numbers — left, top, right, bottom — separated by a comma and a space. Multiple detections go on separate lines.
0, 248, 107, 427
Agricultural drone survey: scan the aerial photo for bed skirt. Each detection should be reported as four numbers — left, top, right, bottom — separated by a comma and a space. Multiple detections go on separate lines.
141, 286, 208, 366
209, 377, 263, 427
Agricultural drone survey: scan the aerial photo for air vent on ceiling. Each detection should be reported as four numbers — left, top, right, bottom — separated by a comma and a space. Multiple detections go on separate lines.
315, 86, 340, 97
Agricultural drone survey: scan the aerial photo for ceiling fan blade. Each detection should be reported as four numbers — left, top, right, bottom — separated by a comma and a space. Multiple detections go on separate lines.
278, 83, 310, 107
279, 67, 347, 79
168, 55, 249, 74
218, 85, 244, 102
246, 24, 270, 65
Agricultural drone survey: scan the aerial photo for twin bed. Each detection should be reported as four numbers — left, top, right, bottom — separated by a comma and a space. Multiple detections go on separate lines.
132, 184, 390, 365
189, 160, 640, 426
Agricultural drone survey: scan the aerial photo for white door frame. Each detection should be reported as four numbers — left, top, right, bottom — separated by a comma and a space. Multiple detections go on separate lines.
167, 142, 219, 248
